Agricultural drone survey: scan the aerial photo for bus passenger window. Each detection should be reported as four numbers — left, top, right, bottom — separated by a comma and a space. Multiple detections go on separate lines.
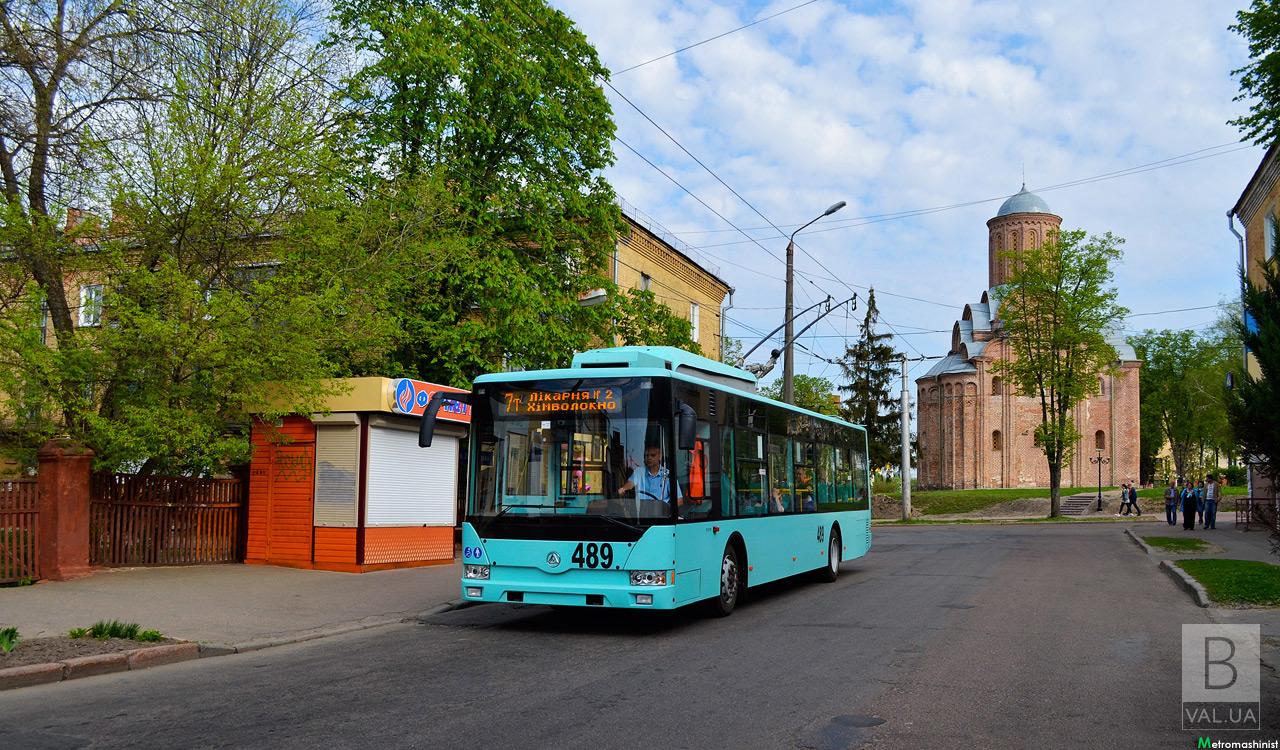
721, 428, 734, 517
817, 444, 836, 510
834, 447, 852, 509
768, 434, 791, 513
793, 440, 815, 512
850, 439, 870, 510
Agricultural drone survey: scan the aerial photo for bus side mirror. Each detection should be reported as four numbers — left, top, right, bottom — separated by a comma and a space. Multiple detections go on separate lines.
677, 402, 696, 451
418, 392, 448, 447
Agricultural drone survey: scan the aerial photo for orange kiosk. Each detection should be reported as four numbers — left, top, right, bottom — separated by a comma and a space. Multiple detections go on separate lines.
246, 377, 468, 572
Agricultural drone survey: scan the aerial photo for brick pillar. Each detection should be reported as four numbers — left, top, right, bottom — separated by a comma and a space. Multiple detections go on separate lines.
36, 438, 94, 580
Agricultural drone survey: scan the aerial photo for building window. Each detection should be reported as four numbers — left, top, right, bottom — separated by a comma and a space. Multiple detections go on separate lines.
991, 376, 1002, 395
1268, 212, 1278, 260
1095, 430, 1106, 450
39, 300, 48, 345
640, 273, 651, 291
992, 430, 1002, 451
1098, 377, 1105, 396
79, 284, 103, 327
689, 302, 699, 342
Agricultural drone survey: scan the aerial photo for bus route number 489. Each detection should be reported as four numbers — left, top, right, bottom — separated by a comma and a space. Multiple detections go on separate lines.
571, 542, 614, 569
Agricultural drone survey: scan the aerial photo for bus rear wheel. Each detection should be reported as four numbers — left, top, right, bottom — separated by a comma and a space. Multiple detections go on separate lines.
816, 530, 841, 583
707, 544, 741, 617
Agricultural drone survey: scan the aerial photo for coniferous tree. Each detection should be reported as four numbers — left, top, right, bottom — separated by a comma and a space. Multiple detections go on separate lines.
838, 290, 902, 469
1228, 257, 1280, 496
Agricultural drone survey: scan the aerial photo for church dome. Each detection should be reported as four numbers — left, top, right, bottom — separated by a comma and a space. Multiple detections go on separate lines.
996, 187, 1052, 217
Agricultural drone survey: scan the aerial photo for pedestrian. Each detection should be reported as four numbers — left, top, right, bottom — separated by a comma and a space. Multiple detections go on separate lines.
1181, 479, 1197, 530
1164, 479, 1178, 525
1203, 473, 1219, 530
1195, 479, 1206, 526
1116, 483, 1131, 516
1128, 481, 1140, 516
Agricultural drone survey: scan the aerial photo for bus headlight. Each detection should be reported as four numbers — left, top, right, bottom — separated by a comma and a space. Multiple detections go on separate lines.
464, 564, 490, 580
629, 570, 668, 586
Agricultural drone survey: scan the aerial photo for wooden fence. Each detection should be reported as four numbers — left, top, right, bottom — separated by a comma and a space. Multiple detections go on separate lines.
0, 479, 39, 583
90, 473, 245, 566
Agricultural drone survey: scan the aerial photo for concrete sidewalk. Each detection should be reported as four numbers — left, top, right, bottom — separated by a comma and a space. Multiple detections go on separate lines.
0, 562, 463, 651
1128, 521, 1280, 643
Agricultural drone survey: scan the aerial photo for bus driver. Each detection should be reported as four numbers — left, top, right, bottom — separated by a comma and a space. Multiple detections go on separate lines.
619, 444, 683, 505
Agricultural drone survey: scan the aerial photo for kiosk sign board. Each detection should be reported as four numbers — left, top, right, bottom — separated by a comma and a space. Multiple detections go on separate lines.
389, 378, 471, 424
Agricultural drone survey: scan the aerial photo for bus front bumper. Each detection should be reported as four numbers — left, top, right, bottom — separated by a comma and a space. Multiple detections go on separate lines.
460, 575, 679, 609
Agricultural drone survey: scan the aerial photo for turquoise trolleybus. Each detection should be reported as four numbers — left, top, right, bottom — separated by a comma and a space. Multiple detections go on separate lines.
418, 346, 871, 615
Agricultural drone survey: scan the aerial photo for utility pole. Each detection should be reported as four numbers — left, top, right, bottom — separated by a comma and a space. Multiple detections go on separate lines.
783, 201, 846, 404
900, 355, 911, 520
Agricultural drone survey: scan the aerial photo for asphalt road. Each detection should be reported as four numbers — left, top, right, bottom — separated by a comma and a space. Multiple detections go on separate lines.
3, 524, 1278, 749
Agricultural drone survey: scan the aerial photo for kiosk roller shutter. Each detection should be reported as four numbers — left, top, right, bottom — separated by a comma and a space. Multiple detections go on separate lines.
366, 425, 458, 526
314, 424, 359, 527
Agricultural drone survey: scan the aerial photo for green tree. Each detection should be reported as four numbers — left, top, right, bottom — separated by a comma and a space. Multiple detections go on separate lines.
1131, 322, 1238, 483
0, 0, 174, 432
328, 0, 620, 383
1231, 1, 1280, 144
838, 289, 901, 468
761, 374, 839, 416
1228, 257, 1280, 493
721, 336, 745, 366
992, 229, 1128, 516
0, 0, 374, 473
611, 290, 700, 353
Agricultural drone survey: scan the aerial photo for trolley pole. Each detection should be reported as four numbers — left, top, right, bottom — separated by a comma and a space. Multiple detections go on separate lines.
900, 355, 911, 521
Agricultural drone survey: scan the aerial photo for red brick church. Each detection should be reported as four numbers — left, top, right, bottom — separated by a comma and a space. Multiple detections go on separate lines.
915, 187, 1140, 489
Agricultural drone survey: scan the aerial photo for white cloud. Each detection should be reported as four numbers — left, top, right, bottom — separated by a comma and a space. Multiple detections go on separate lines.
553, 0, 1262, 387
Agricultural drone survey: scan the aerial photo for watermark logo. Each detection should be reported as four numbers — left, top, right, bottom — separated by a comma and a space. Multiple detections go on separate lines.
1183, 624, 1261, 731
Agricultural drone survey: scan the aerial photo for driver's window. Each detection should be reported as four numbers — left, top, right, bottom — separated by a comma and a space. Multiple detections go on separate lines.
676, 420, 712, 519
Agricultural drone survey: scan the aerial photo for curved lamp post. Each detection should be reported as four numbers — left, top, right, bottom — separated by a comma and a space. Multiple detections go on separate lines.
1090, 450, 1111, 512
783, 200, 847, 404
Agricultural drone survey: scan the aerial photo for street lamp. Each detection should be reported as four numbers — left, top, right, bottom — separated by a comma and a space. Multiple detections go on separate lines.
1090, 450, 1111, 512
783, 200, 847, 404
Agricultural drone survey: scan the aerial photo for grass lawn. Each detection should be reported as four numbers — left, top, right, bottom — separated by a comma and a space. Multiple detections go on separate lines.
1140, 535, 1210, 553
897, 487, 1124, 515
1175, 559, 1280, 606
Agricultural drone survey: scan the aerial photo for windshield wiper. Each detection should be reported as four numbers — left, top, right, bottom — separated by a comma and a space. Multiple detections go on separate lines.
481, 503, 551, 532
596, 512, 641, 533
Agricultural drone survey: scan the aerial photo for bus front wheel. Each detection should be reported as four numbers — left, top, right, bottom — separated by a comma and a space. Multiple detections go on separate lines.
815, 529, 841, 583
708, 544, 741, 617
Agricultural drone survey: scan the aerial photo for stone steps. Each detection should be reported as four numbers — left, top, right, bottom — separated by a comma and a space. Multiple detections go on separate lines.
1059, 494, 1097, 516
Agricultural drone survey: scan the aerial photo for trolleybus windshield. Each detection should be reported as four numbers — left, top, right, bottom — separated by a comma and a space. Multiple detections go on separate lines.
469, 377, 679, 527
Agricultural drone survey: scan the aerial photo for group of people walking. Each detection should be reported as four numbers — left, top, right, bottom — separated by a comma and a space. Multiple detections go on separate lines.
1162, 475, 1223, 530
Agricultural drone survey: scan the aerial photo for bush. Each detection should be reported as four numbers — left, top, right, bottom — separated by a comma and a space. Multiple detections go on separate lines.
1224, 465, 1248, 487
86, 620, 140, 640
0, 626, 19, 653
69, 621, 164, 641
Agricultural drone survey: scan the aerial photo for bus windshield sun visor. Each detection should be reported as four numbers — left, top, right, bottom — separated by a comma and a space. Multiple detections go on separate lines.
419, 391, 470, 447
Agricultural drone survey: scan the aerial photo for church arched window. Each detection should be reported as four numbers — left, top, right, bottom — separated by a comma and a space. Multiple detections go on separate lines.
992, 430, 1002, 451
1098, 377, 1105, 396
992, 376, 1002, 395
1095, 430, 1106, 450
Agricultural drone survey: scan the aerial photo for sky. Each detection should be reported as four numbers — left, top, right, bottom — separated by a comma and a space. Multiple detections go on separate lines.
549, 0, 1263, 400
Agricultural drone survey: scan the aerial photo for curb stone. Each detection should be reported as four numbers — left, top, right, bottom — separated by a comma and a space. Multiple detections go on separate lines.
1160, 559, 1212, 608
0, 642, 201, 691
0, 662, 64, 690
1125, 528, 1157, 556
200, 616, 409, 656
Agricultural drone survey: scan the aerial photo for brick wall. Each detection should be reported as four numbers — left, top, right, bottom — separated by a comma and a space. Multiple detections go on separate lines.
917, 340, 1141, 490
615, 216, 731, 359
